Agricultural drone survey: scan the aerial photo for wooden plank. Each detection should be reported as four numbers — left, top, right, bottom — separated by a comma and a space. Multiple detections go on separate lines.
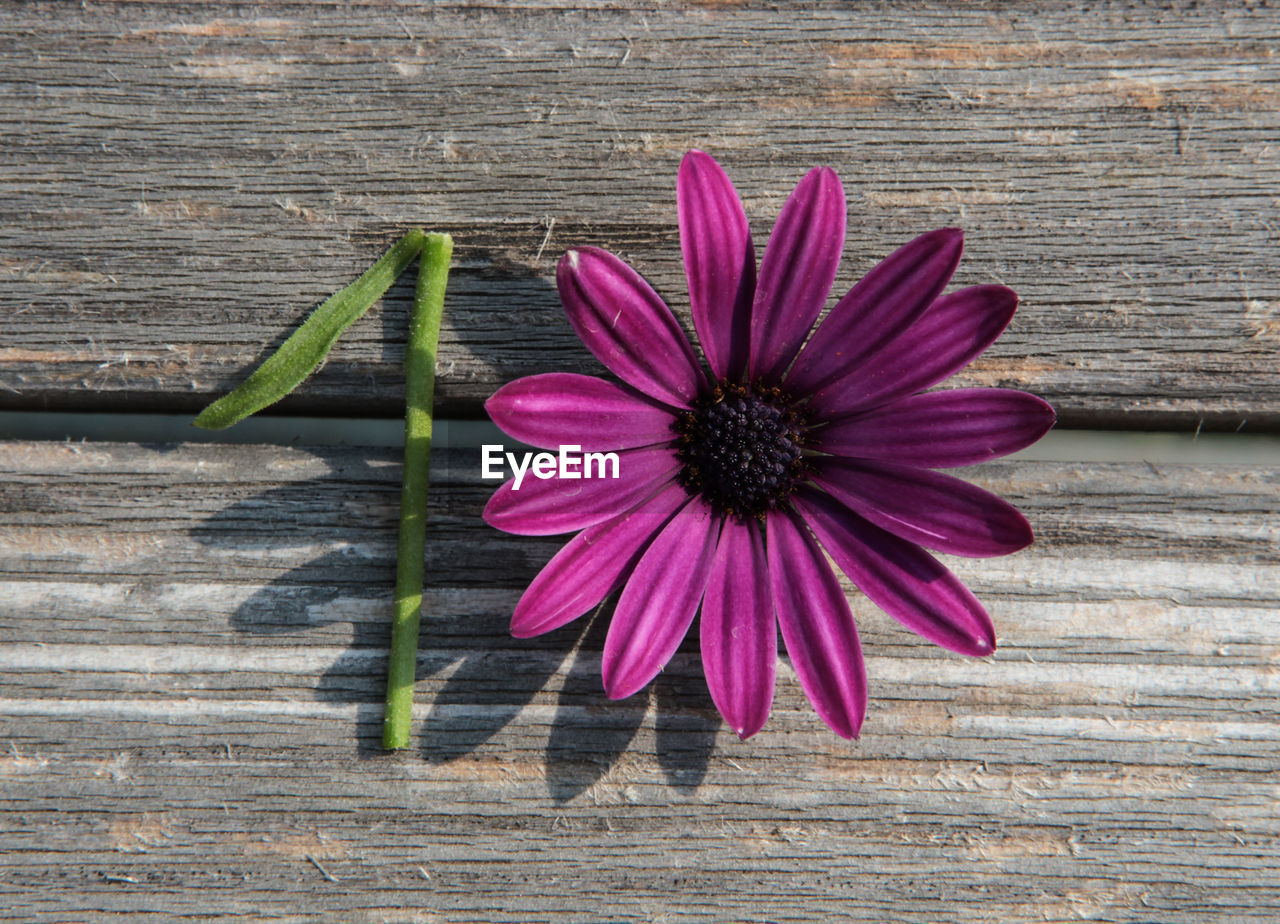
1, 439, 1277, 921
3, 2, 1280, 429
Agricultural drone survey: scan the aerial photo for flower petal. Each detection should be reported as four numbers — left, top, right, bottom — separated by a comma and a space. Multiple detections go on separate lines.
558, 247, 704, 406
486, 373, 678, 451
483, 446, 680, 536
813, 388, 1056, 468
678, 150, 756, 381
810, 457, 1033, 558
510, 485, 688, 638
700, 518, 776, 740
603, 498, 721, 700
795, 488, 995, 656
786, 228, 965, 397
807, 284, 1018, 420
749, 166, 846, 382
766, 509, 866, 739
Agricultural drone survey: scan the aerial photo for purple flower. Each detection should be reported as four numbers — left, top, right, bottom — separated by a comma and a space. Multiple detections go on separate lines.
484, 151, 1054, 740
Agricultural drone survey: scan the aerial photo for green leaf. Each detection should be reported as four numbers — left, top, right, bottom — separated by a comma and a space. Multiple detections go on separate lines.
193, 229, 427, 430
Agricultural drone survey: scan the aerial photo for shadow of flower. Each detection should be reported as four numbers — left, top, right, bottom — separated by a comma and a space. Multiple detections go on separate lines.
545, 606, 649, 804
419, 616, 587, 764
654, 662, 720, 793
543, 606, 723, 802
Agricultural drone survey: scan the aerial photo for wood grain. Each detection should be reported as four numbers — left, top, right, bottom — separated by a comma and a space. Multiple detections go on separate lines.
3, 2, 1280, 428
1, 439, 1277, 921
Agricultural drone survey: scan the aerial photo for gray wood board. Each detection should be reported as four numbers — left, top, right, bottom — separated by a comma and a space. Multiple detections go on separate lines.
3, 2, 1280, 429
1, 439, 1277, 921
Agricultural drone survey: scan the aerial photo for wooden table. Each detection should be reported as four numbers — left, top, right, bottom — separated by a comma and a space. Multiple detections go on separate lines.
3, 3, 1278, 921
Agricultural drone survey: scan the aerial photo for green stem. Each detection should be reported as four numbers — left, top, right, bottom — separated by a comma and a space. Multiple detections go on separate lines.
193, 229, 427, 430
383, 232, 453, 750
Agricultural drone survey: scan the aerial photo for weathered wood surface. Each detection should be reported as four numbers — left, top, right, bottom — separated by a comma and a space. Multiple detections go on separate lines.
1, 439, 1277, 922
4, 1, 1280, 429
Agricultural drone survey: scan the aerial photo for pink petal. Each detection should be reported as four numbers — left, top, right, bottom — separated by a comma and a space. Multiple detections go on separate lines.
786, 228, 965, 397
700, 517, 776, 740
811, 457, 1033, 558
486, 373, 678, 451
807, 284, 1018, 420
602, 498, 721, 700
795, 489, 996, 657
813, 388, 1056, 468
558, 247, 704, 407
766, 509, 867, 740
749, 166, 846, 382
483, 446, 680, 536
510, 485, 688, 638
678, 150, 756, 381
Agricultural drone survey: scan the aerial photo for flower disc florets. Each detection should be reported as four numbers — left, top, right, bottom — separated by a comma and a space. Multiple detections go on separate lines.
675, 382, 809, 521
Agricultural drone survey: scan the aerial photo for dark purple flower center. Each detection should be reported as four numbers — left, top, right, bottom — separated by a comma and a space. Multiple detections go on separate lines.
675, 382, 809, 521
